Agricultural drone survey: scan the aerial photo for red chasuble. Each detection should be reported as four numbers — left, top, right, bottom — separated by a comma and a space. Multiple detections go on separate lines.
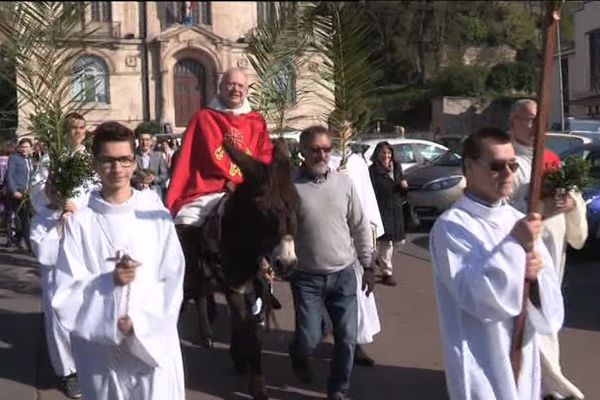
166, 108, 273, 216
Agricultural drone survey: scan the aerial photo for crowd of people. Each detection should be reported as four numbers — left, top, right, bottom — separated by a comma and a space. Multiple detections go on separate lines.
2, 66, 583, 400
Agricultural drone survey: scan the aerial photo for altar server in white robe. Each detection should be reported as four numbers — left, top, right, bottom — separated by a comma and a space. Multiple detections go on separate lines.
52, 122, 185, 400
28, 112, 97, 399
507, 99, 587, 399
429, 127, 564, 400
329, 148, 383, 366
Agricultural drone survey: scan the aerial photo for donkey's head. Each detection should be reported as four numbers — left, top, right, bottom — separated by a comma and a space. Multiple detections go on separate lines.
223, 138, 300, 278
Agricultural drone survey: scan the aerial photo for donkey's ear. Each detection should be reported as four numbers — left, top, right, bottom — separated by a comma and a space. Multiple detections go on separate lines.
223, 141, 267, 181
271, 138, 292, 164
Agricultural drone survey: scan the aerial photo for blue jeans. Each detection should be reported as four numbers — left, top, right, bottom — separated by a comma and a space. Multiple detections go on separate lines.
290, 264, 358, 394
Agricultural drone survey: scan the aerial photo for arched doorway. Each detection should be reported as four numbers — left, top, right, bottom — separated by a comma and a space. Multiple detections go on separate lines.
174, 58, 206, 127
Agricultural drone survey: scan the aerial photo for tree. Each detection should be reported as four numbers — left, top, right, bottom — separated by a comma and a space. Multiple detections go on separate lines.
246, 3, 307, 134
301, 2, 382, 164
0, 2, 101, 199
0, 43, 17, 142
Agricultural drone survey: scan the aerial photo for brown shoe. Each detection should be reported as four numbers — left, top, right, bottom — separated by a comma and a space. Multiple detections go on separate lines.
380, 275, 397, 287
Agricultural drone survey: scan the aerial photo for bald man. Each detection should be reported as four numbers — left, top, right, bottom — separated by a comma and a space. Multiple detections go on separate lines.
166, 68, 273, 223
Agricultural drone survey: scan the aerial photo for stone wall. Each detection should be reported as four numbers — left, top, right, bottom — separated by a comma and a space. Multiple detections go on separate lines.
430, 96, 513, 138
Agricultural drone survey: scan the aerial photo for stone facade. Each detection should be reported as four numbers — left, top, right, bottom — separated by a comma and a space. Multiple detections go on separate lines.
550, 1, 600, 125
430, 96, 512, 138
16, 1, 331, 135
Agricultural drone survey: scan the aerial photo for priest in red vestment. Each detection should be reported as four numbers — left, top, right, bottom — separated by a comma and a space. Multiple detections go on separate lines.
166, 68, 273, 225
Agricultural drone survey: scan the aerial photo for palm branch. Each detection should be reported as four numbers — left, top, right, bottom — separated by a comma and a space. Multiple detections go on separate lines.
245, 3, 309, 134
0, 2, 102, 199
301, 2, 382, 166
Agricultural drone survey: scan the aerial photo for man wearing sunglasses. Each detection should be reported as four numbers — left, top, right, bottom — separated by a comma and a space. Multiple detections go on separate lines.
429, 127, 563, 400
288, 125, 374, 400
509, 99, 587, 399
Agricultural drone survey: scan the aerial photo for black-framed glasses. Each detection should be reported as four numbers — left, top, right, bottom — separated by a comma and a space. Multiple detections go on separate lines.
96, 156, 135, 168
477, 158, 519, 173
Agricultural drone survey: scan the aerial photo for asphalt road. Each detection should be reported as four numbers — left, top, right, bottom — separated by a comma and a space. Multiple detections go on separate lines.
1, 229, 599, 400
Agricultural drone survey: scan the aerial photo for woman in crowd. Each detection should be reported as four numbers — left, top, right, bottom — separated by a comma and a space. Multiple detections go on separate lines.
369, 142, 408, 286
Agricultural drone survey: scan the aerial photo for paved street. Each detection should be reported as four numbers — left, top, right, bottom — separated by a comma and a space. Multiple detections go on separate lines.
1, 229, 599, 400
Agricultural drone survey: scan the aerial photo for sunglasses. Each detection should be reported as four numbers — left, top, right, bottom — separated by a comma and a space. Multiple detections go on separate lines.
477, 158, 519, 173
308, 146, 333, 154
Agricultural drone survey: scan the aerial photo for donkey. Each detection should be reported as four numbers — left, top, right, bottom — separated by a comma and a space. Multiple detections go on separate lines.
185, 138, 300, 400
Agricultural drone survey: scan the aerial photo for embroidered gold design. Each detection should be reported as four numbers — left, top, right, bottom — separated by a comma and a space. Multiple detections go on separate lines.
214, 145, 224, 161
229, 163, 242, 177
245, 147, 252, 156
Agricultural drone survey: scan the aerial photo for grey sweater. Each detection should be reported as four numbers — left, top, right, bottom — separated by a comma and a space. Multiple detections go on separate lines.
293, 169, 373, 274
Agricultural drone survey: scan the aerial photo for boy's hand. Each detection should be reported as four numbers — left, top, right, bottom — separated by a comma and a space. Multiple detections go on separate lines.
117, 316, 134, 336
113, 254, 141, 286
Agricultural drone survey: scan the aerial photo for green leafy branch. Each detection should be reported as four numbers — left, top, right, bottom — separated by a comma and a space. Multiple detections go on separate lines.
0, 2, 101, 200
543, 156, 594, 194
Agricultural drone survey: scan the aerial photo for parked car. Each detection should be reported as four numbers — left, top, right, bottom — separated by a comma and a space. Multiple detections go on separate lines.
434, 134, 466, 151
351, 137, 448, 172
404, 150, 466, 220
545, 132, 591, 155
551, 118, 600, 143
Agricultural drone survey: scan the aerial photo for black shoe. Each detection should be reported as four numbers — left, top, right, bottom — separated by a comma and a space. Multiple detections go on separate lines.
354, 344, 375, 367
288, 344, 312, 384
380, 275, 397, 287
61, 374, 82, 399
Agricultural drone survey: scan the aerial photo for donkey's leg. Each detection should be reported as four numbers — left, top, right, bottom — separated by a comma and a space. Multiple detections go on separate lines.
196, 293, 214, 349
227, 291, 249, 374
176, 224, 215, 347
227, 291, 267, 400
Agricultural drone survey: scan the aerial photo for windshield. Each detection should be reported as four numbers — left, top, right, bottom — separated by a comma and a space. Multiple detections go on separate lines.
432, 150, 462, 166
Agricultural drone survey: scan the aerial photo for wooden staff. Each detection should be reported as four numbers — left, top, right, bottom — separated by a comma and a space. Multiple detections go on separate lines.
510, 1, 562, 384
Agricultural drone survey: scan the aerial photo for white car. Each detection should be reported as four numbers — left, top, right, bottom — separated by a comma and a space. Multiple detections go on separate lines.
351, 137, 448, 171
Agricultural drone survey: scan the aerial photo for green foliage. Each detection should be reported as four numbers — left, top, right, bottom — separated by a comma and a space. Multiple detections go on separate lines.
486, 63, 515, 93
0, 2, 102, 201
456, 14, 488, 46
302, 1, 382, 154
49, 150, 95, 199
544, 156, 594, 193
246, 3, 306, 133
134, 121, 161, 136
485, 61, 538, 95
513, 61, 537, 93
432, 65, 489, 97
369, 84, 433, 129
0, 44, 17, 141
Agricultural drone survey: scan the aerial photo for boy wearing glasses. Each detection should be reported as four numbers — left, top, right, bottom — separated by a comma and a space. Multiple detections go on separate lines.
51, 122, 185, 400
429, 127, 563, 400
509, 99, 587, 399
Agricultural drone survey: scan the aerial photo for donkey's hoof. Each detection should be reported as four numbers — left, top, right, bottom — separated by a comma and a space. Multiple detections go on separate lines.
248, 374, 268, 400
200, 337, 214, 349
